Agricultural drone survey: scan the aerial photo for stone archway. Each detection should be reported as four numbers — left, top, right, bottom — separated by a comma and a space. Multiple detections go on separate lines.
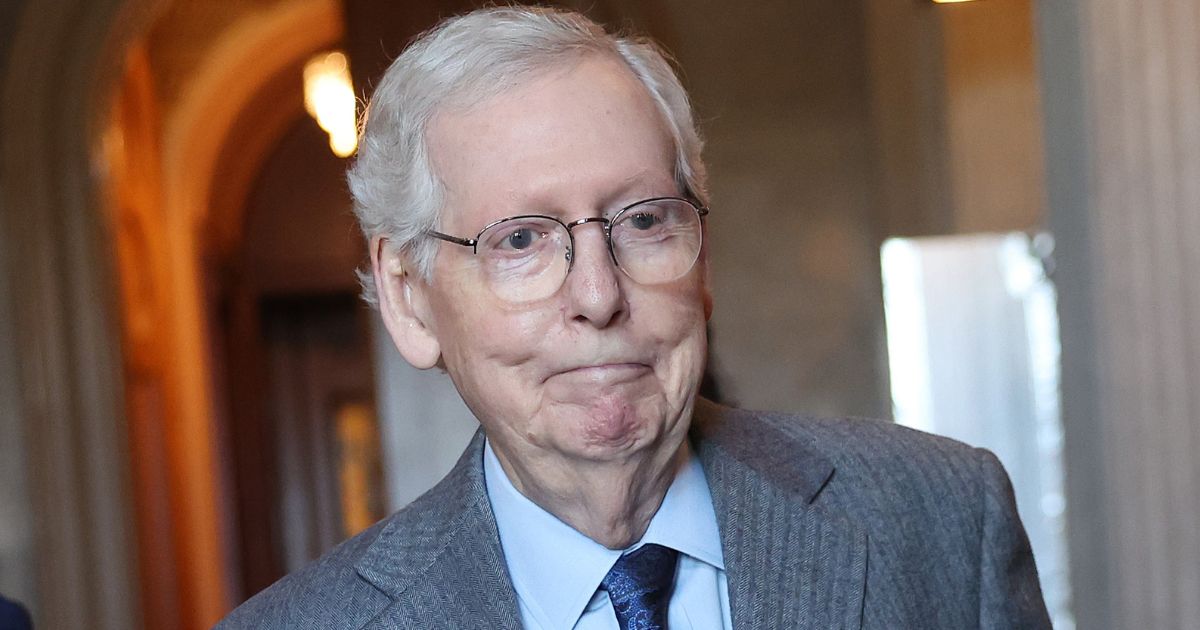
1, 0, 342, 628
107, 2, 343, 626
2, 2, 164, 627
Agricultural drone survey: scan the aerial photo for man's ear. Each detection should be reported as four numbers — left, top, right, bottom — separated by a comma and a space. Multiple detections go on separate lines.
371, 236, 441, 369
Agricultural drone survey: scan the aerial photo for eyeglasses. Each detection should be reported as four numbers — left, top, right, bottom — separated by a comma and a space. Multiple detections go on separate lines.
427, 196, 709, 303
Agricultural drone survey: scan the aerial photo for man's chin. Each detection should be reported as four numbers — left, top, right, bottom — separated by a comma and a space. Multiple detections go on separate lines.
577, 403, 644, 451
543, 393, 680, 457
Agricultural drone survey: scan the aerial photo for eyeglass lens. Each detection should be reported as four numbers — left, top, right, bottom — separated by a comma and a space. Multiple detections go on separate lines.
474, 198, 704, 303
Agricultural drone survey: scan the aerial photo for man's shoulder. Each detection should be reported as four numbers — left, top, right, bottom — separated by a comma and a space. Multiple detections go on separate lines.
700, 399, 983, 463
218, 432, 489, 629
757, 405, 983, 469
695, 399, 995, 507
216, 518, 391, 629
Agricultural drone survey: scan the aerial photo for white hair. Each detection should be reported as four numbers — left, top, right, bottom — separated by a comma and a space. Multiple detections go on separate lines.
348, 5, 709, 305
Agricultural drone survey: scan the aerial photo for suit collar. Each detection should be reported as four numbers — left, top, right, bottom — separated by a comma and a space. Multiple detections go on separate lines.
353, 400, 866, 629
354, 429, 523, 628
690, 397, 837, 504
692, 398, 868, 629
354, 430, 489, 593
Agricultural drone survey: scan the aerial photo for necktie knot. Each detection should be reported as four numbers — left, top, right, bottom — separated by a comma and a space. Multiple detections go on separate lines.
600, 543, 679, 630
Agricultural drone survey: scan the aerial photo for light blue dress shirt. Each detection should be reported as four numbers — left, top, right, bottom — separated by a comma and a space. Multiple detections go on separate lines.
483, 440, 733, 630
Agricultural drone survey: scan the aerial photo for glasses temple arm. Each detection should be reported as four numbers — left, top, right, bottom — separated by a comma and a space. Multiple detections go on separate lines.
426, 230, 476, 248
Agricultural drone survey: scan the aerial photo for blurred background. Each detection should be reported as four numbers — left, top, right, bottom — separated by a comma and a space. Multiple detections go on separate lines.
1, 0, 1197, 628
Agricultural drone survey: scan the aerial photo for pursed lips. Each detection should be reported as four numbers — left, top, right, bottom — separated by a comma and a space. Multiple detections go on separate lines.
546, 361, 653, 385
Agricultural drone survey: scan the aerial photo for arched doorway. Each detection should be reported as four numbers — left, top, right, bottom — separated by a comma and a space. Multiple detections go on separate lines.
3, 0, 350, 627
105, 0, 347, 627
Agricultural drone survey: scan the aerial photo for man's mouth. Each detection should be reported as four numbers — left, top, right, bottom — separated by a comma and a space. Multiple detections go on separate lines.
549, 362, 652, 385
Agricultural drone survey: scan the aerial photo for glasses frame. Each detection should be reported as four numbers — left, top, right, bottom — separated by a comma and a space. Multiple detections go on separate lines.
426, 196, 709, 279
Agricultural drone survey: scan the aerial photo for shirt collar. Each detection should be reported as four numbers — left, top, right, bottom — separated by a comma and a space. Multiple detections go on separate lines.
483, 439, 725, 629
639, 448, 725, 571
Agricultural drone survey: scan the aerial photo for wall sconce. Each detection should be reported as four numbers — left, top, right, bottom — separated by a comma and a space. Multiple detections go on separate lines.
303, 51, 357, 158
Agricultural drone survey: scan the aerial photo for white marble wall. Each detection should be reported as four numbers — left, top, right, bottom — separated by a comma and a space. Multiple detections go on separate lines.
1040, 1, 1200, 628
370, 318, 480, 512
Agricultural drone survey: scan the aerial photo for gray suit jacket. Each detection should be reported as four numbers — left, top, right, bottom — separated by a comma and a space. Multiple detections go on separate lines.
219, 399, 1051, 629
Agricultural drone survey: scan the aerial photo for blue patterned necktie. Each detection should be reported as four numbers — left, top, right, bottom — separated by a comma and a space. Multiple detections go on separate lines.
600, 543, 680, 630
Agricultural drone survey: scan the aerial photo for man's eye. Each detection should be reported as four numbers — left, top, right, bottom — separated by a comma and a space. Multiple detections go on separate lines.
629, 212, 660, 230
504, 228, 535, 250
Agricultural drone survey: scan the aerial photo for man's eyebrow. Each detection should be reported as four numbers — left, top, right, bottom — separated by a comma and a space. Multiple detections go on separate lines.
609, 171, 677, 204
496, 171, 676, 221
618, 170, 659, 191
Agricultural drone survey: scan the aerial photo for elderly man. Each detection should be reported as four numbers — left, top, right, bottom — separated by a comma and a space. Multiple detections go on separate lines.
221, 6, 1050, 629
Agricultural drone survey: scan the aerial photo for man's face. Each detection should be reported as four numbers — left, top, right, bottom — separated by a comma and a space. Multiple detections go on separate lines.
403, 55, 711, 471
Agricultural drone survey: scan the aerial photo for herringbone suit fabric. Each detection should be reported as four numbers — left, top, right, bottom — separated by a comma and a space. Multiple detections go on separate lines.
218, 399, 1051, 629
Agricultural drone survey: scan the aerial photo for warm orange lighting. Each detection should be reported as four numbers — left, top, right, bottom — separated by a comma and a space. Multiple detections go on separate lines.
303, 51, 357, 157
933, 0, 980, 3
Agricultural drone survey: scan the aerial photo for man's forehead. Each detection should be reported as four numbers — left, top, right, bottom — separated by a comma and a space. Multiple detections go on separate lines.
425, 57, 674, 206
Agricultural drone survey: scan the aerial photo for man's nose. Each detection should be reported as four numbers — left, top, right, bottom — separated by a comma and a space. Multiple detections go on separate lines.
563, 222, 625, 327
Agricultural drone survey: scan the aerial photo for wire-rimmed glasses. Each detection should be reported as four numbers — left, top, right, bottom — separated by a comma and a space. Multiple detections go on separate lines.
426, 196, 709, 303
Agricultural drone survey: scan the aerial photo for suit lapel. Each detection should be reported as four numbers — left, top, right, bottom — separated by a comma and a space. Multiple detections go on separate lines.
354, 431, 523, 629
693, 400, 867, 630
347, 402, 866, 628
